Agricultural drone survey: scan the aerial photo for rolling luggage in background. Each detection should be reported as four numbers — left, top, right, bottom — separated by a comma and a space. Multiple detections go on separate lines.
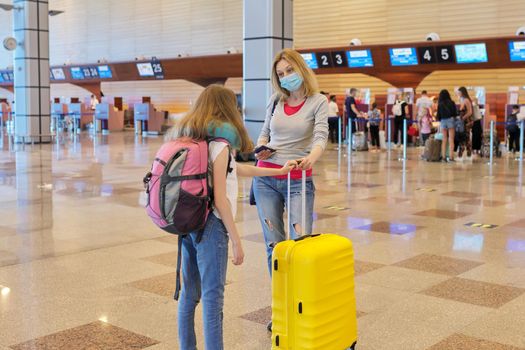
481, 130, 501, 158
379, 130, 386, 149
352, 131, 368, 151
271, 172, 358, 350
423, 136, 442, 162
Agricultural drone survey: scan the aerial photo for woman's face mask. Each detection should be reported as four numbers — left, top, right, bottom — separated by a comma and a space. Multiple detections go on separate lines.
280, 72, 303, 92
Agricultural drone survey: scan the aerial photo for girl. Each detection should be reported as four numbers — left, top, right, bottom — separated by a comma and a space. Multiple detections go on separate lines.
367, 102, 381, 151
168, 85, 297, 350
437, 89, 457, 162
420, 108, 433, 145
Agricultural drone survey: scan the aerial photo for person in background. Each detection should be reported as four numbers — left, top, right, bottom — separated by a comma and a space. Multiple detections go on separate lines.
415, 90, 433, 146
420, 108, 433, 145
345, 88, 365, 138
437, 89, 457, 162
367, 102, 381, 152
328, 95, 340, 143
457, 87, 473, 160
393, 92, 410, 148
471, 97, 483, 155
507, 105, 521, 155
90, 94, 99, 110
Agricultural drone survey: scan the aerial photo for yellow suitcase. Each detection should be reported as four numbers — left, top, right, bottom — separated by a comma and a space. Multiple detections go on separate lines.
271, 233, 357, 350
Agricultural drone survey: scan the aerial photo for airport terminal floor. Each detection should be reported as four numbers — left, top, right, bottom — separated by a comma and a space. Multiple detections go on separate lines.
1, 133, 525, 350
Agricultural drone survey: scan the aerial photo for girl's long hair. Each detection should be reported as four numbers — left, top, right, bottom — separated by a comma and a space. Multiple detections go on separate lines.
458, 86, 472, 102
167, 85, 253, 153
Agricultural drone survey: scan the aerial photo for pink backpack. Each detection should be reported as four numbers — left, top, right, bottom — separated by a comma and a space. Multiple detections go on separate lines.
143, 137, 231, 300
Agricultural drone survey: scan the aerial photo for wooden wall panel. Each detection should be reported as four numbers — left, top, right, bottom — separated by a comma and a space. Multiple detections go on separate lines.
294, 0, 525, 48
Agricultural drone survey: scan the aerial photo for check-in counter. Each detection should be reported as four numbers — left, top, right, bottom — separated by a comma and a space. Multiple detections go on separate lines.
51, 103, 68, 131
94, 103, 124, 133
134, 103, 164, 135
68, 103, 92, 132
0, 102, 10, 123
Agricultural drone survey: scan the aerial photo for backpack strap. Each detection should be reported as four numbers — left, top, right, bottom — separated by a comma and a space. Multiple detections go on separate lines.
174, 235, 183, 301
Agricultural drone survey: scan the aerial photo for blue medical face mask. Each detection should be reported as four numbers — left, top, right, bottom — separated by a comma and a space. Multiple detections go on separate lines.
280, 72, 303, 92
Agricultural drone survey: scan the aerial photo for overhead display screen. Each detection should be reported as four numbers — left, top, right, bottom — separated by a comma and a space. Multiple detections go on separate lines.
509, 41, 525, 62
455, 43, 488, 64
70, 67, 85, 80
346, 49, 374, 68
51, 68, 66, 80
136, 62, 155, 77
300, 53, 319, 69
97, 65, 113, 78
389, 47, 418, 66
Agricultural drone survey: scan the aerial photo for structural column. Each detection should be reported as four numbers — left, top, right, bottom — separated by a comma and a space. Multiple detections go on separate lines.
243, 0, 293, 142
13, 0, 51, 143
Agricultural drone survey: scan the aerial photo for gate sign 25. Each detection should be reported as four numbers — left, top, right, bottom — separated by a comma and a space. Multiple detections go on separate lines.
315, 52, 333, 68
417, 45, 455, 64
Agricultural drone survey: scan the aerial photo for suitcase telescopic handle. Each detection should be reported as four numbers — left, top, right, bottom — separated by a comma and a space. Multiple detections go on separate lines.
294, 233, 320, 242
287, 170, 307, 240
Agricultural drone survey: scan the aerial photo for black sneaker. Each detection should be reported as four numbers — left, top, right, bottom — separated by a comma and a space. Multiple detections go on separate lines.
447, 158, 455, 163
267, 321, 272, 332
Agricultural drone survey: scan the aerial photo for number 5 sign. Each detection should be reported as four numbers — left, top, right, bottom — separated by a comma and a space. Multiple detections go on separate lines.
436, 45, 455, 63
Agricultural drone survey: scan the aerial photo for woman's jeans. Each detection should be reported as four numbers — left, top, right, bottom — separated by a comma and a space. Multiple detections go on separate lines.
178, 213, 229, 350
253, 175, 315, 274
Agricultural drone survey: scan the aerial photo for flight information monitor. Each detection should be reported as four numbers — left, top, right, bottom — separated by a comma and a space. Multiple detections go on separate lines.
455, 43, 488, 64
346, 49, 374, 68
137, 62, 155, 77
389, 47, 418, 66
509, 41, 525, 62
97, 65, 113, 78
300, 53, 319, 69
51, 68, 66, 80
70, 67, 85, 80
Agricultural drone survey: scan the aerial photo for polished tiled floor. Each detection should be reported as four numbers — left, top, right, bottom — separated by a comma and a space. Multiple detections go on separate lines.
1, 132, 525, 349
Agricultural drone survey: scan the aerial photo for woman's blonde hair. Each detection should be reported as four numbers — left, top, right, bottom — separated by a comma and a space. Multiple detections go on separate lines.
167, 85, 253, 153
271, 48, 319, 98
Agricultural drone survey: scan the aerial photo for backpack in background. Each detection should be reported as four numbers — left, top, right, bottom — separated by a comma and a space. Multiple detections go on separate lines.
472, 104, 482, 121
392, 101, 403, 117
506, 115, 519, 133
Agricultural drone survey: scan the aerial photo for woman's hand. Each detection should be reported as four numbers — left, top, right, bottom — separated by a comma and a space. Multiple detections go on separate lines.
280, 160, 298, 174
297, 156, 315, 170
231, 240, 244, 266
255, 149, 272, 161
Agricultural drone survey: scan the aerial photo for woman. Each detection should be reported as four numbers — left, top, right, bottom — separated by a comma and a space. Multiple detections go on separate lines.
253, 48, 328, 274
393, 92, 410, 147
457, 87, 474, 159
471, 97, 483, 155
327, 95, 340, 143
437, 89, 457, 162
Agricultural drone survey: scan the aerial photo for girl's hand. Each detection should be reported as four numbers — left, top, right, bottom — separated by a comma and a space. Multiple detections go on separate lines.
231, 240, 244, 266
280, 160, 298, 174
255, 149, 272, 161
297, 156, 314, 170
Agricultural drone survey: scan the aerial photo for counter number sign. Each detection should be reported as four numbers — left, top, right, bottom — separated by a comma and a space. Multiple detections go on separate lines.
331, 51, 348, 67
436, 45, 455, 63
315, 52, 333, 68
418, 47, 437, 64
